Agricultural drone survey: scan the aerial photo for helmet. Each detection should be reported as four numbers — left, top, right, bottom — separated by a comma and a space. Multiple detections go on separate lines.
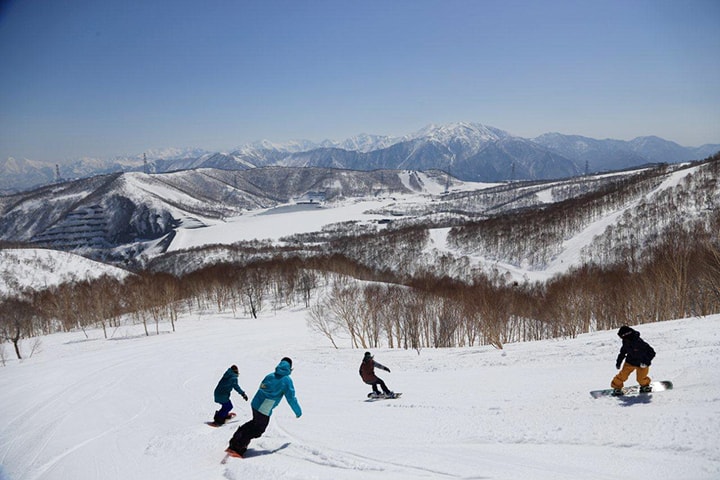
617, 326, 634, 338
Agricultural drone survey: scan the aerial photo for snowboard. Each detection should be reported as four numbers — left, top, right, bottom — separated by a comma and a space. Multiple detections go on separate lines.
366, 392, 402, 400
206, 412, 236, 427
221, 448, 243, 463
590, 380, 673, 399
221, 442, 291, 463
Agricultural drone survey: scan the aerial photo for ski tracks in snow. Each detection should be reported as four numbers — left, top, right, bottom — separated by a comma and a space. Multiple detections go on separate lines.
253, 417, 470, 479
22, 404, 148, 480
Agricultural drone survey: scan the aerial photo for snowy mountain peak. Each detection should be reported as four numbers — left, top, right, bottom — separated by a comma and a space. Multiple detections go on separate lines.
1, 156, 52, 174
4, 122, 717, 194
241, 139, 324, 153
328, 133, 400, 153
411, 122, 507, 143
405, 123, 510, 157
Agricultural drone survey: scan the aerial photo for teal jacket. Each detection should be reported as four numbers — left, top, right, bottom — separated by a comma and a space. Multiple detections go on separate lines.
251, 360, 302, 418
214, 368, 246, 403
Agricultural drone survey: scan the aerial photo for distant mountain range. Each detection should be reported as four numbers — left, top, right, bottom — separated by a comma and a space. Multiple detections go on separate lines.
2, 122, 718, 194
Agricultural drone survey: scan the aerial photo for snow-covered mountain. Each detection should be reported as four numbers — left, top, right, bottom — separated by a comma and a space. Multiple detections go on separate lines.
628, 136, 701, 164
533, 133, 650, 172
0, 148, 211, 195
249, 123, 578, 182
0, 157, 57, 194
0, 248, 131, 297
2, 152, 718, 281
4, 123, 717, 193
324, 133, 400, 152
408, 122, 507, 146
0, 167, 464, 264
533, 132, 717, 173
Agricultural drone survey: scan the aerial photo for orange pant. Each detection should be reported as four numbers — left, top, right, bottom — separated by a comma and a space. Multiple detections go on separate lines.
611, 362, 651, 389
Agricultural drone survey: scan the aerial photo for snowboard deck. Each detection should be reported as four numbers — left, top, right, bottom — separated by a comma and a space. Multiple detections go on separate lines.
221, 448, 243, 463
366, 392, 402, 401
221, 442, 291, 463
206, 412, 236, 427
590, 380, 673, 399
206, 419, 239, 427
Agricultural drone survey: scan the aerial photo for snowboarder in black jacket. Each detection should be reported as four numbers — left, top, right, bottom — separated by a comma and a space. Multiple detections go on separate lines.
611, 326, 656, 395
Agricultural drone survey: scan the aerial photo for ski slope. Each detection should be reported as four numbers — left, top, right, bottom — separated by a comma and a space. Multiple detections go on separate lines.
1, 312, 718, 480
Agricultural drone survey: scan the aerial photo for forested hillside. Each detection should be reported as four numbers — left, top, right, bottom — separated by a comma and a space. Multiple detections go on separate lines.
1, 155, 719, 358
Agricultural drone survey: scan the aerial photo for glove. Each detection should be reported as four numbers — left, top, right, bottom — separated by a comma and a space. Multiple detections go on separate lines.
242, 393, 248, 401
386, 368, 391, 373
615, 361, 622, 370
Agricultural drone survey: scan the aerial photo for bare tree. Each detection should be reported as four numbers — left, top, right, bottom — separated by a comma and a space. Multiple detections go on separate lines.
306, 300, 340, 349
242, 268, 267, 319
326, 281, 366, 348
0, 298, 36, 359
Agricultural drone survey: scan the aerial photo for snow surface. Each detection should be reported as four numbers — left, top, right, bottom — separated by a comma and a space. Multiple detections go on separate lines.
1, 312, 718, 480
168, 199, 393, 252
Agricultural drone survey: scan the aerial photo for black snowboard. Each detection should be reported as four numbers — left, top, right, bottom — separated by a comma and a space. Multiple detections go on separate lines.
366, 392, 402, 400
206, 412, 237, 427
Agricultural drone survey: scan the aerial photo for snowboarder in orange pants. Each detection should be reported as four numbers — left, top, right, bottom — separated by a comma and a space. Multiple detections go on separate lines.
611, 326, 656, 395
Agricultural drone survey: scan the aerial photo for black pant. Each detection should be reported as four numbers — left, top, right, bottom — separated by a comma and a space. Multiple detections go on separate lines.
229, 408, 270, 454
366, 378, 391, 394
214, 401, 233, 424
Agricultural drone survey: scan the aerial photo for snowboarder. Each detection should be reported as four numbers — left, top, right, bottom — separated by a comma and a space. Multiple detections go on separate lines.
212, 365, 248, 425
359, 351, 395, 397
611, 326, 656, 395
226, 357, 302, 458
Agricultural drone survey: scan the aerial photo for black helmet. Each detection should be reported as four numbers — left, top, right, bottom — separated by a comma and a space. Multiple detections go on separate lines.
281, 357, 293, 367
617, 326, 634, 338
364, 351, 373, 359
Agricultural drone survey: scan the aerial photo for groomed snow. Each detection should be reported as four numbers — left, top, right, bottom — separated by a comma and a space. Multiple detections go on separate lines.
168, 199, 395, 251
1, 312, 718, 480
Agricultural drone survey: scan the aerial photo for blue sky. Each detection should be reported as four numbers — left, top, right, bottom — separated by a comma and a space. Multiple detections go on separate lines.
1, 0, 718, 162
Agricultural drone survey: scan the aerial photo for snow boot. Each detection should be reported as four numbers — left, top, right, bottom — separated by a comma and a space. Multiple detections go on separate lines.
225, 447, 244, 458
639, 385, 652, 393
611, 388, 624, 396
213, 412, 225, 425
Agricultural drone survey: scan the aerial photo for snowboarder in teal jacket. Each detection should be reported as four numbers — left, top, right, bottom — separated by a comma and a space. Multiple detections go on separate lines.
213, 365, 248, 425
227, 358, 302, 457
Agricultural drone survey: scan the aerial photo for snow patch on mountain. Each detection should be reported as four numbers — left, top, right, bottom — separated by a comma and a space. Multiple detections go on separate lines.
0, 249, 131, 296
